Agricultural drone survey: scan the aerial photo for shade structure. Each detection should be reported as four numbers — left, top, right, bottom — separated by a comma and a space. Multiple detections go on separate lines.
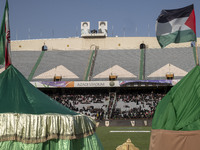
0, 65, 103, 150
149, 65, 200, 150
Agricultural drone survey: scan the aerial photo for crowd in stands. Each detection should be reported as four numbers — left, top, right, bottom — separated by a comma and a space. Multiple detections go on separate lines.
112, 92, 165, 119
48, 91, 166, 120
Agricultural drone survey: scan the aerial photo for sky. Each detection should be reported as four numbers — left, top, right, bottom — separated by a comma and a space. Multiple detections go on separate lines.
0, 0, 200, 40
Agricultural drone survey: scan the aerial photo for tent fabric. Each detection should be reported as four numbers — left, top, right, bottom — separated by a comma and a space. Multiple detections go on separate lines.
0, 65, 76, 115
152, 65, 200, 131
0, 113, 95, 143
0, 133, 103, 150
0, 65, 103, 149
150, 129, 200, 150
149, 65, 200, 150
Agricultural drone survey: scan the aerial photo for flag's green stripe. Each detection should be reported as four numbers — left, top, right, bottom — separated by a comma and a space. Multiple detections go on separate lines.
0, 1, 7, 65
0, 35, 5, 65
157, 29, 196, 48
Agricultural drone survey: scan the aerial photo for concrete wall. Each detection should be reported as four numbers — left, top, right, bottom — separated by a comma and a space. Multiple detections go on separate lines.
11, 37, 199, 51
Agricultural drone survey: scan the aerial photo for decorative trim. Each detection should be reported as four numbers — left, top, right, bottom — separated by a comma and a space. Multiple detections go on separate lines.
0, 113, 96, 143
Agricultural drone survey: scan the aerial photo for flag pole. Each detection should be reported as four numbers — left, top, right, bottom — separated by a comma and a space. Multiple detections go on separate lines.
196, 42, 199, 65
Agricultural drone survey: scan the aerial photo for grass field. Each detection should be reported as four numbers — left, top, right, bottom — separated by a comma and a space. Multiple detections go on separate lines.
96, 126, 151, 150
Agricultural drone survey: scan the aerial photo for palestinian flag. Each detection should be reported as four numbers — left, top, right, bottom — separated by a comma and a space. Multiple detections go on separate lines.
0, 0, 11, 69
156, 4, 196, 48
149, 66, 200, 150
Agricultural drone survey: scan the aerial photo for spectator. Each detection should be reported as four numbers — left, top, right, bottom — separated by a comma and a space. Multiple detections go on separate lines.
47, 91, 166, 120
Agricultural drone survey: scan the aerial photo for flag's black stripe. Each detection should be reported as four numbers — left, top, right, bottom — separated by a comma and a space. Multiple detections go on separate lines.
157, 4, 193, 23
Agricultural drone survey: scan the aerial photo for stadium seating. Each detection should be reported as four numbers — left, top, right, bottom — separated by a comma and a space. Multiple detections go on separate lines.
11, 47, 200, 81
12, 51, 41, 79
92, 50, 140, 80
146, 47, 199, 79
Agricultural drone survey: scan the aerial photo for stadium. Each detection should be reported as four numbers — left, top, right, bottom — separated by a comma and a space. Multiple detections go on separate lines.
4, 27, 200, 149
0, 0, 199, 149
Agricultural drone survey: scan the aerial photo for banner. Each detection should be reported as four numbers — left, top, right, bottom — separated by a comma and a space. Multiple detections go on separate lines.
31, 81, 74, 88
30, 80, 180, 88
119, 80, 180, 86
74, 81, 119, 87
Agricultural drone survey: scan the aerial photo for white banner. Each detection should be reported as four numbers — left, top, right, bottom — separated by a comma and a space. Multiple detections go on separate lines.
74, 81, 119, 87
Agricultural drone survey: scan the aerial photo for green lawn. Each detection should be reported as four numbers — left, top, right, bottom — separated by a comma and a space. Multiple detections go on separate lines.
96, 126, 151, 150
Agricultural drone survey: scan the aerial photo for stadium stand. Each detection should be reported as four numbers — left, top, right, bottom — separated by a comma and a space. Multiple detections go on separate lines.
6, 37, 199, 129
46, 89, 166, 120
12, 51, 41, 79
10, 40, 200, 127
145, 47, 200, 80
10, 47, 200, 81
92, 50, 140, 80
32, 50, 90, 81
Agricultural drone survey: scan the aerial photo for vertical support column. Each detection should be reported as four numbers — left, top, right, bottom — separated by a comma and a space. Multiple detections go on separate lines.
192, 41, 199, 65
139, 43, 146, 80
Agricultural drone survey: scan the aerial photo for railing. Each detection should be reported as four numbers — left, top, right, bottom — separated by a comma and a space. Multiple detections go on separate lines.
84, 45, 98, 81
107, 92, 117, 119
28, 51, 45, 81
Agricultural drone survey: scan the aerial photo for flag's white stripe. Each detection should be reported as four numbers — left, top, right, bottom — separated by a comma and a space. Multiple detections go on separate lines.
110, 131, 150, 133
156, 17, 190, 36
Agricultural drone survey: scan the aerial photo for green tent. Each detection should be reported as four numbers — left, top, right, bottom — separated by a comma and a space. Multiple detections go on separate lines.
149, 65, 200, 150
0, 65, 103, 150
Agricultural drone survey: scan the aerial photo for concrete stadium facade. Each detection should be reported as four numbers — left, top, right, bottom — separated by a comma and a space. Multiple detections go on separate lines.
11, 37, 200, 51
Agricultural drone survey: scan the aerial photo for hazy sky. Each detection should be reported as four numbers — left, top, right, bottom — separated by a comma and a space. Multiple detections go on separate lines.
0, 0, 200, 40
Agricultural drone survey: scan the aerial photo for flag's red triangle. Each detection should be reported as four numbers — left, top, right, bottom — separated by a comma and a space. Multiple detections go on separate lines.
185, 9, 196, 34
